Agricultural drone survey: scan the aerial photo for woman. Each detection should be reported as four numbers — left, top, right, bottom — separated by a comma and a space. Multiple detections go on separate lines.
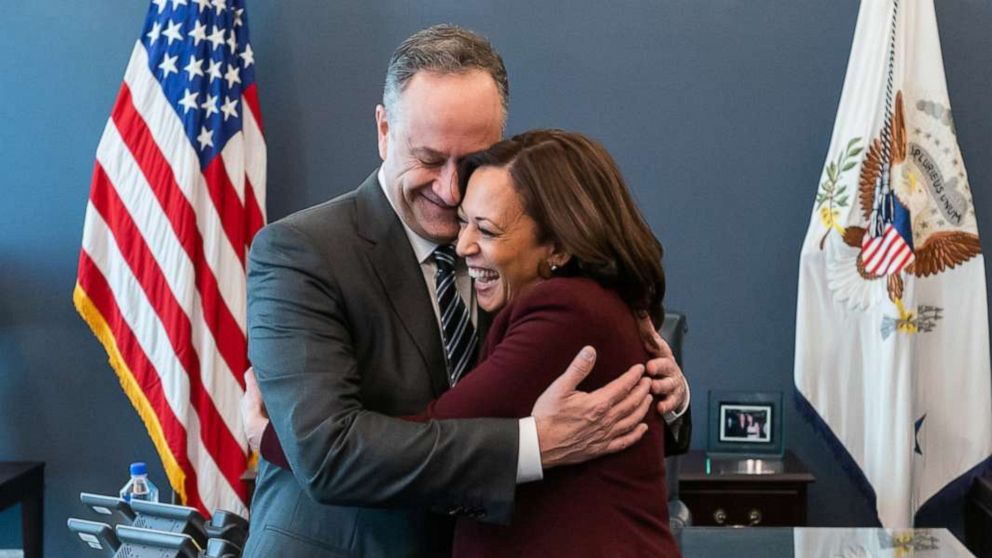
261, 130, 680, 557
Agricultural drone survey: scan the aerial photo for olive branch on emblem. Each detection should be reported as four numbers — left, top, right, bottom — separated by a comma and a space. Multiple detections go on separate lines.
817, 137, 863, 249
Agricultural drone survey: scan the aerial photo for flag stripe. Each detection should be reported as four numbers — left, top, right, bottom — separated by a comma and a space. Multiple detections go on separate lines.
76, 255, 206, 513
244, 176, 265, 244
202, 155, 248, 264
243, 83, 263, 132
242, 87, 266, 225
87, 168, 248, 496
108, 84, 249, 385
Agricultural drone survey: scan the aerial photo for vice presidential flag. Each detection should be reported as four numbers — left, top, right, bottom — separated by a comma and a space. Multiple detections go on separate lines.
795, 0, 992, 528
74, 0, 266, 516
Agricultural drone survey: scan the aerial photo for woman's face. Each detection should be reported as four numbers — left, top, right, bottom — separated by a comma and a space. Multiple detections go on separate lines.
456, 165, 556, 312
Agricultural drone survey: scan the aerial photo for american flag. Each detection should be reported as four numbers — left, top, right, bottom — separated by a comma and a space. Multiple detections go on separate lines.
862, 222, 915, 276
861, 185, 916, 276
74, 0, 265, 516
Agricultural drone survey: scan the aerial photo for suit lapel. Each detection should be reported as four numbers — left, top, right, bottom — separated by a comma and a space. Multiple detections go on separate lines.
355, 172, 450, 396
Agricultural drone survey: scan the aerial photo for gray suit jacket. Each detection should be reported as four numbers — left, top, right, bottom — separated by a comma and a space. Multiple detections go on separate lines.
243, 172, 519, 557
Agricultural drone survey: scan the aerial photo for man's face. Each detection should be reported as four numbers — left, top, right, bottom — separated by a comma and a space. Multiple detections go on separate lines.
376, 70, 504, 243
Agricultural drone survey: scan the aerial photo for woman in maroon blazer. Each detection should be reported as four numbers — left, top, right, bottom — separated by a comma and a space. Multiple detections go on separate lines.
263, 130, 680, 557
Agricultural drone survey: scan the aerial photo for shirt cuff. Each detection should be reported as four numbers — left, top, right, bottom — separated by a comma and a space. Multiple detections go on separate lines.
663, 376, 691, 424
516, 417, 543, 484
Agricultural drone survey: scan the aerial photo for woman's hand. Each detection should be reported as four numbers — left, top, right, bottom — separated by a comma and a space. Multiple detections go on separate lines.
241, 367, 270, 454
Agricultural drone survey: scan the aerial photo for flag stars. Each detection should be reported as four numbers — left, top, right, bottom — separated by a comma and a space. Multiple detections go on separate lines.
224, 64, 241, 89
146, 21, 163, 44
158, 53, 179, 78
178, 89, 199, 114
190, 20, 207, 46
184, 55, 204, 80
197, 126, 214, 150
221, 96, 239, 121
239, 44, 254, 68
193, 0, 211, 13
206, 59, 222, 82
233, 8, 244, 27
212, 0, 227, 15
201, 93, 219, 117
173, 0, 188, 6
207, 25, 226, 50
226, 30, 238, 53
162, 20, 184, 45
152, 0, 168, 14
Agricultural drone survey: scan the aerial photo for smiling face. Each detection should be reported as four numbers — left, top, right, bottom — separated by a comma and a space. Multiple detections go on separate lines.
456, 165, 561, 312
376, 70, 504, 243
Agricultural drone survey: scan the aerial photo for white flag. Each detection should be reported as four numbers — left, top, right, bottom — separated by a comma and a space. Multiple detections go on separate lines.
795, 0, 992, 528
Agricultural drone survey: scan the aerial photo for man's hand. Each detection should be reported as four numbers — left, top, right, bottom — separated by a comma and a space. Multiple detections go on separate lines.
241, 367, 270, 454
532, 346, 653, 468
636, 314, 688, 417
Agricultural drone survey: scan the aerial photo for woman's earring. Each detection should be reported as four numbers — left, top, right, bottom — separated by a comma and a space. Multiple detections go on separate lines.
538, 260, 553, 279
550, 263, 559, 272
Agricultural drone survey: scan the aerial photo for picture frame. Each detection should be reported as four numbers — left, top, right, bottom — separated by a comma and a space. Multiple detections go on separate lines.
707, 390, 784, 457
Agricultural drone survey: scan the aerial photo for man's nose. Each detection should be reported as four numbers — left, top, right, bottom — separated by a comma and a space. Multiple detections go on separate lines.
435, 161, 460, 207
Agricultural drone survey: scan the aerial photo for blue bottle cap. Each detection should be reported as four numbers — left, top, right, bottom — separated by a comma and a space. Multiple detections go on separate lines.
130, 462, 147, 476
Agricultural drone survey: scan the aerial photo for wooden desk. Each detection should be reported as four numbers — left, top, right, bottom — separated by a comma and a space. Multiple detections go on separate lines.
679, 451, 814, 527
0, 462, 44, 558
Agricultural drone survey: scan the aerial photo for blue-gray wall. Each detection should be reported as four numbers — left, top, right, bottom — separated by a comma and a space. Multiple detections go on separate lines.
2, 1, 990, 555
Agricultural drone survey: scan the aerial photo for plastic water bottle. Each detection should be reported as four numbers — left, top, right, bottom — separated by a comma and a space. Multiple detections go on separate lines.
119, 462, 159, 503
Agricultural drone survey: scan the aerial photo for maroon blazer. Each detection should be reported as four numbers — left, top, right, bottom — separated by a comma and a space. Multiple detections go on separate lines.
262, 277, 680, 557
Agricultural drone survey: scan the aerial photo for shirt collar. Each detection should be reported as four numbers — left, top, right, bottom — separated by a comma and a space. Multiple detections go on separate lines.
378, 167, 440, 265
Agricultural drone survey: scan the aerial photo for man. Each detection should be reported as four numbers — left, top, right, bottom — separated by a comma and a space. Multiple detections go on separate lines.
243, 25, 690, 557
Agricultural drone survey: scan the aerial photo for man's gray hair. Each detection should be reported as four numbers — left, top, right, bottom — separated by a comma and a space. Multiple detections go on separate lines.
383, 24, 509, 124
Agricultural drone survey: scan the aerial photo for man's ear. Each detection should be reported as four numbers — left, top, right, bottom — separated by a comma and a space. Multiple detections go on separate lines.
375, 104, 389, 162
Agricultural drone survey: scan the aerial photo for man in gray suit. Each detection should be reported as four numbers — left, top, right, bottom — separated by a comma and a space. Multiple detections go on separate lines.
243, 25, 690, 557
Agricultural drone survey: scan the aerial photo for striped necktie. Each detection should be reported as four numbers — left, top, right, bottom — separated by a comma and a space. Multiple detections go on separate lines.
433, 245, 478, 386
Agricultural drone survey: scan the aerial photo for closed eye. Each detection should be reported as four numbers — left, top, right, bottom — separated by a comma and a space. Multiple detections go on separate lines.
419, 158, 444, 167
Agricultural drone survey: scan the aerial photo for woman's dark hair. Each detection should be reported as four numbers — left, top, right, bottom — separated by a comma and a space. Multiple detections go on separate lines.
457, 129, 666, 323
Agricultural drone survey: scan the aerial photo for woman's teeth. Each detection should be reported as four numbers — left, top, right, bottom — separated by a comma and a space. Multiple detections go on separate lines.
469, 267, 499, 283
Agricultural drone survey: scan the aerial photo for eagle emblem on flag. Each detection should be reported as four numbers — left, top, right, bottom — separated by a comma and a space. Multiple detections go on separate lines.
820, 89, 981, 332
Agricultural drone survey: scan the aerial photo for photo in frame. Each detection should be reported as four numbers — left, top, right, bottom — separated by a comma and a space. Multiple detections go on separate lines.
707, 390, 784, 456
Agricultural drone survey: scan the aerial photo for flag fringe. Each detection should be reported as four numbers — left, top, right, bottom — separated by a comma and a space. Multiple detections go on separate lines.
793, 388, 882, 526
73, 282, 188, 505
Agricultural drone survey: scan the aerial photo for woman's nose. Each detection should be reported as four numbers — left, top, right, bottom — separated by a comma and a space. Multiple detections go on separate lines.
456, 226, 477, 257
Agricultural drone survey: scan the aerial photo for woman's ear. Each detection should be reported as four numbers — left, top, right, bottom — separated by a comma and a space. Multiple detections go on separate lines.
548, 244, 572, 268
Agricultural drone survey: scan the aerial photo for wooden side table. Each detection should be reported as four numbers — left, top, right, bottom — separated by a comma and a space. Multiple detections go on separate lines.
0, 462, 44, 558
679, 450, 814, 527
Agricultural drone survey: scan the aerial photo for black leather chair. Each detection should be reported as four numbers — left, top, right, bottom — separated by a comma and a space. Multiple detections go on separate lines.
659, 311, 692, 529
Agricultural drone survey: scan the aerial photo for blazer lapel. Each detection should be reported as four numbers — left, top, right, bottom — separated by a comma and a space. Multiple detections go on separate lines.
355, 172, 450, 396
